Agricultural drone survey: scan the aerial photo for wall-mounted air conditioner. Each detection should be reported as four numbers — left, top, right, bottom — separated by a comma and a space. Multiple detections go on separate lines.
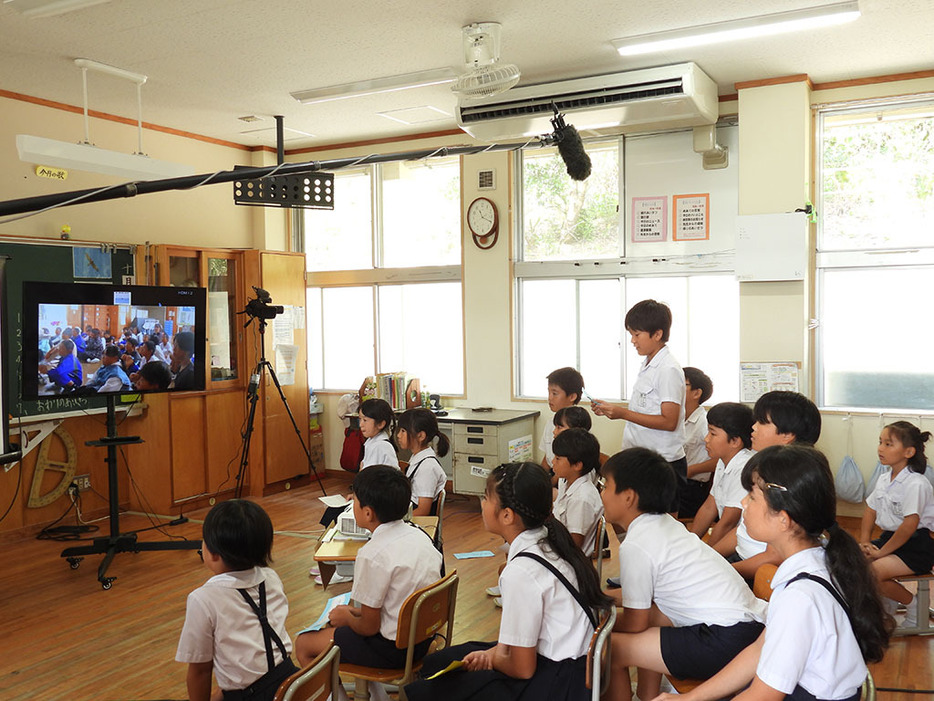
456, 62, 719, 141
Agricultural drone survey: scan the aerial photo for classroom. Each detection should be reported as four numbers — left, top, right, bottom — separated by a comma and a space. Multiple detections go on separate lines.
0, 1, 932, 699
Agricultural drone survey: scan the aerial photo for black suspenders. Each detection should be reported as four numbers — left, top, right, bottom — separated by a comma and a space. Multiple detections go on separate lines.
237, 581, 289, 673
514, 551, 598, 629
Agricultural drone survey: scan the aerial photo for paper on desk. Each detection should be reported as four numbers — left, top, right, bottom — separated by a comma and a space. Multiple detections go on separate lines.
425, 659, 464, 680
298, 592, 352, 634
319, 495, 352, 508
453, 550, 495, 560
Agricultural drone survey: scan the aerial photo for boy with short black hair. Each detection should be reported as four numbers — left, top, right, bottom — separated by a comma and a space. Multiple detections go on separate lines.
679, 367, 716, 519
751, 390, 822, 449
177, 499, 297, 701
592, 299, 686, 510
295, 466, 442, 671
541, 366, 584, 472
552, 427, 604, 553
87, 344, 132, 392
601, 448, 766, 701
689, 402, 755, 547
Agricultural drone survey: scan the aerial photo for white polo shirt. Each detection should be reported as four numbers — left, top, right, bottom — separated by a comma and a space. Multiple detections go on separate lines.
757, 547, 866, 698
684, 406, 711, 483
540, 419, 555, 468
553, 476, 604, 554
622, 345, 686, 462
407, 447, 446, 507
710, 448, 754, 517
735, 514, 768, 560
361, 432, 399, 470
619, 512, 767, 627
866, 466, 934, 532
499, 526, 594, 661
351, 519, 442, 640
176, 567, 292, 691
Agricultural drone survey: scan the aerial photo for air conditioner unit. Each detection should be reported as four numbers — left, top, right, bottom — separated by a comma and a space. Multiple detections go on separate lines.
456, 62, 719, 141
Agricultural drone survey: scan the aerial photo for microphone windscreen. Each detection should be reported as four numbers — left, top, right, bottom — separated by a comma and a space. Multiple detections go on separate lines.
555, 124, 592, 181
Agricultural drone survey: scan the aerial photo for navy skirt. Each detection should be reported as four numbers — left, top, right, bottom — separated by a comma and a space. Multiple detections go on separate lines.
404, 641, 590, 701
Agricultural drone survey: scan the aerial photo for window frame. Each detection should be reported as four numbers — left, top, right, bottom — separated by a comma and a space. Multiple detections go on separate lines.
815, 97, 934, 410
513, 133, 739, 401
299, 161, 464, 394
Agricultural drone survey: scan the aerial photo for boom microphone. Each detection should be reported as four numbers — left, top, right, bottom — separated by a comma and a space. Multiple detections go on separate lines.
549, 107, 592, 181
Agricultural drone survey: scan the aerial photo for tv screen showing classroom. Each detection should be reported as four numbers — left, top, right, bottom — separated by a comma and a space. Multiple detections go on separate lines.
22, 281, 207, 400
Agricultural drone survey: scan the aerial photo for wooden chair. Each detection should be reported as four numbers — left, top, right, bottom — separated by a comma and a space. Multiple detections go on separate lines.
339, 570, 459, 701
274, 642, 340, 701
753, 563, 778, 601
586, 606, 616, 701
593, 516, 607, 582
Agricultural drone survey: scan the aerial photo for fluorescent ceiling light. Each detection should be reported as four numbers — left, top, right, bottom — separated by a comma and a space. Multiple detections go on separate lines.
17, 135, 195, 180
612, 1, 860, 56
291, 68, 457, 105
2, 0, 110, 18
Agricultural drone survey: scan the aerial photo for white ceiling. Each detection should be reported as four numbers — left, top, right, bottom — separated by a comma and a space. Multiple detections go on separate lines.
1, 0, 932, 151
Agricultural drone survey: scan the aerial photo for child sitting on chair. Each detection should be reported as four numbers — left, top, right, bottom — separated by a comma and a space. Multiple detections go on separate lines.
296, 466, 443, 669
176, 499, 298, 701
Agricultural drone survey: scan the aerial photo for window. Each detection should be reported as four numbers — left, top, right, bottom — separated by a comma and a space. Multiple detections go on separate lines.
516, 130, 741, 402
817, 100, 934, 409
301, 158, 463, 394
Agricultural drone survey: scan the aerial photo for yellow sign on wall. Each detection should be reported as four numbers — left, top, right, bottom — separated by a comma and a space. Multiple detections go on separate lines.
35, 165, 68, 180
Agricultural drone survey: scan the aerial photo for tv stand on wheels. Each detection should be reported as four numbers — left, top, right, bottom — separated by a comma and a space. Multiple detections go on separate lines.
60, 397, 201, 589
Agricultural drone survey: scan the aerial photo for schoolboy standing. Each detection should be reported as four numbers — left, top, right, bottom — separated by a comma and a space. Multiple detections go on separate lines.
593, 299, 686, 509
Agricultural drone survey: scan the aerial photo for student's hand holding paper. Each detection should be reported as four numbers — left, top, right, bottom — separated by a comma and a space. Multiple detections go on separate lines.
328, 604, 358, 627
462, 648, 495, 672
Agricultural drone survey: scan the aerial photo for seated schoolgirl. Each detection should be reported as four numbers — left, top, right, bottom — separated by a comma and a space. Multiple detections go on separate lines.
359, 398, 399, 470
859, 420, 934, 629
397, 408, 450, 517
405, 462, 613, 701
654, 444, 892, 701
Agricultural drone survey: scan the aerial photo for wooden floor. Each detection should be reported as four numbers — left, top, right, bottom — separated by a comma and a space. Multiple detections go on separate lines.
0, 473, 930, 700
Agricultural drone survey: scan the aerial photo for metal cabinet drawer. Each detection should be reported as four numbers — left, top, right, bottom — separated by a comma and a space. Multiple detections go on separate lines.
454, 423, 499, 456
452, 453, 495, 495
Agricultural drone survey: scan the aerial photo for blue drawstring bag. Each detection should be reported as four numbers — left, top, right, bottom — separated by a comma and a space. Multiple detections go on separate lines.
866, 461, 888, 496
835, 455, 866, 503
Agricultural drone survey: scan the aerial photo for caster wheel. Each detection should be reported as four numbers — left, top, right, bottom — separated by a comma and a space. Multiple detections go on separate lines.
67, 557, 83, 570
101, 579, 114, 590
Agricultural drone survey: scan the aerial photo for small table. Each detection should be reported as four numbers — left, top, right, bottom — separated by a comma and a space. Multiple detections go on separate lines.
314, 517, 438, 588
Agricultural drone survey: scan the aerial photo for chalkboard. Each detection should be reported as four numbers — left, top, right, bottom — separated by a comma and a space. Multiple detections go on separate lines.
1, 241, 135, 418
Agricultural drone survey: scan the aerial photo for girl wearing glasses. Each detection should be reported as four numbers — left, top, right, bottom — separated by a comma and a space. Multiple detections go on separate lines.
655, 444, 891, 701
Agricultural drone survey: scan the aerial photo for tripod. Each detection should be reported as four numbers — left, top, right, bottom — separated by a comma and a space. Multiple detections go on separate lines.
61, 396, 201, 589
234, 314, 324, 499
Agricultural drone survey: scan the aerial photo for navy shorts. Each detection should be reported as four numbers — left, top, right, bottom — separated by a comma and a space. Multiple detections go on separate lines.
333, 626, 431, 669
873, 528, 934, 575
660, 620, 763, 680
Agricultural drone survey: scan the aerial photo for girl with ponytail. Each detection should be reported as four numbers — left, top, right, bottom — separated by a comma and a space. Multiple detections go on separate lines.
859, 420, 934, 629
405, 462, 612, 701
656, 444, 891, 701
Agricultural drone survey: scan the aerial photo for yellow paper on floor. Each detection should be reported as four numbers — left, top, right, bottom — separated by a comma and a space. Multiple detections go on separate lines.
425, 659, 464, 680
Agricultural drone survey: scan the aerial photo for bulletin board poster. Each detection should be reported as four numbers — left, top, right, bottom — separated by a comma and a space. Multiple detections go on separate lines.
631, 196, 668, 242
673, 193, 710, 241
740, 362, 800, 402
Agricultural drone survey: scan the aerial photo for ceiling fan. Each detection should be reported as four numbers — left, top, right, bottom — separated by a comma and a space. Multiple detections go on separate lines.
451, 22, 521, 99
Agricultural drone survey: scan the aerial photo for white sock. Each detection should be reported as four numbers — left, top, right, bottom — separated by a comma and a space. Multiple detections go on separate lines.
904, 595, 918, 627
883, 597, 898, 616
368, 681, 391, 701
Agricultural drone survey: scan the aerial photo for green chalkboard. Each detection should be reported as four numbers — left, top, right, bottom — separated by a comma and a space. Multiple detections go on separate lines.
2, 241, 135, 418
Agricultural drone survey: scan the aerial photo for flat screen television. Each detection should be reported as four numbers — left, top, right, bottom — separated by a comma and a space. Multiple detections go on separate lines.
22, 281, 207, 400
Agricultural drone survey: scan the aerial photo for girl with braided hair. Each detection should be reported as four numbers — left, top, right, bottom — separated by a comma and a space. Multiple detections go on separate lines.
405, 462, 613, 701
654, 444, 891, 701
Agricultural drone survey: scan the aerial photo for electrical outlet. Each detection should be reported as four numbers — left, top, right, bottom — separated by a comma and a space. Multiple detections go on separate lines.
74, 474, 91, 491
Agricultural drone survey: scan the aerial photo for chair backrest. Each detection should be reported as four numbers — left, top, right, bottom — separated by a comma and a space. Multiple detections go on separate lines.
433, 489, 446, 543
274, 642, 340, 701
396, 570, 458, 649
753, 563, 779, 601
593, 516, 606, 581
586, 606, 616, 700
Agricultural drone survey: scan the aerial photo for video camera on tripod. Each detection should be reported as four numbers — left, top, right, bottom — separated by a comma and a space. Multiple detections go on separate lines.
242, 286, 284, 324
